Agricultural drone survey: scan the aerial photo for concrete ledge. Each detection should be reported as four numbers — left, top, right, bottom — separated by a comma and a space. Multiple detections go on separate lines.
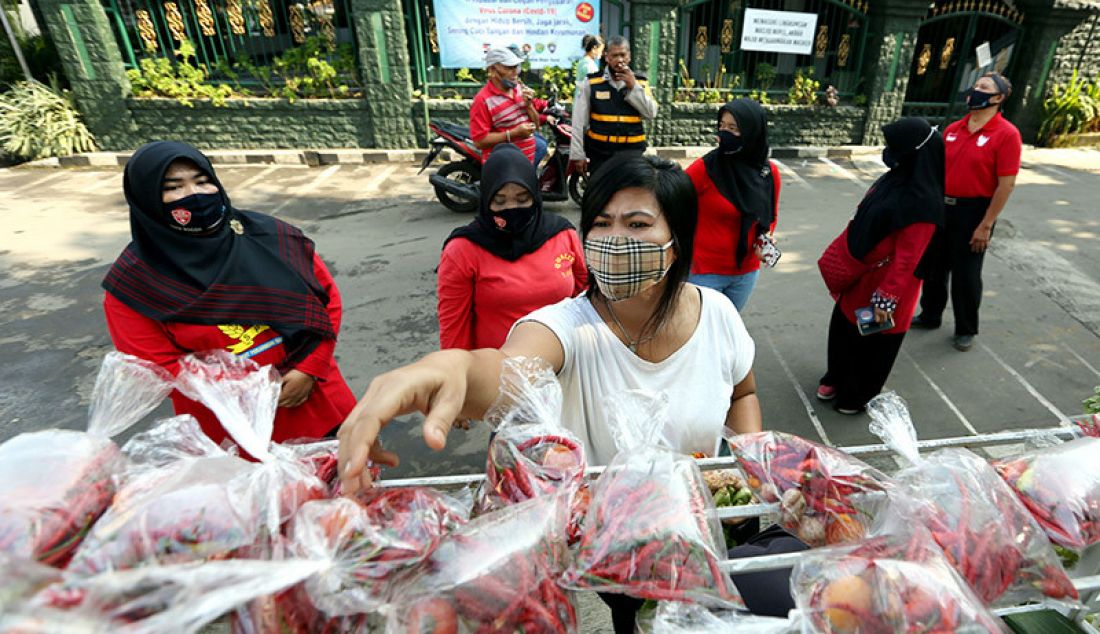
20, 146, 883, 169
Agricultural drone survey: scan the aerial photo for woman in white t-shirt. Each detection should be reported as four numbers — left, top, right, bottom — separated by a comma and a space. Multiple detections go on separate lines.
338, 152, 761, 488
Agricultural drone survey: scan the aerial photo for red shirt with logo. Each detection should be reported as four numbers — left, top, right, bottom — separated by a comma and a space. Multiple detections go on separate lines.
686, 158, 782, 276
437, 229, 588, 349
470, 82, 546, 163
104, 253, 356, 445
943, 112, 1022, 198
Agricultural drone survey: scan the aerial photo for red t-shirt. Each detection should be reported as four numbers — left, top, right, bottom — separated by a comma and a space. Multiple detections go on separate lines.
437, 229, 588, 350
469, 82, 545, 163
103, 253, 357, 445
686, 158, 782, 276
943, 112, 1022, 198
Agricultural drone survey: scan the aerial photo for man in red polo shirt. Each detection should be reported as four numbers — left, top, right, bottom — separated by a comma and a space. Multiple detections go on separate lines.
470, 48, 547, 164
912, 72, 1021, 351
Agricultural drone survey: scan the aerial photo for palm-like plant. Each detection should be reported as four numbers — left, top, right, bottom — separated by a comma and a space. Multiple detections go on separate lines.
0, 79, 97, 161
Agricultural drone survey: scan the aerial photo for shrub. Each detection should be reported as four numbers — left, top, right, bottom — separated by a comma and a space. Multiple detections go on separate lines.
788, 68, 820, 106
127, 40, 235, 106
0, 79, 96, 161
1038, 70, 1100, 147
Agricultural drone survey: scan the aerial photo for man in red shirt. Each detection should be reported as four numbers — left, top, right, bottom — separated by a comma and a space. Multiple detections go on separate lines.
469, 48, 546, 164
912, 72, 1021, 351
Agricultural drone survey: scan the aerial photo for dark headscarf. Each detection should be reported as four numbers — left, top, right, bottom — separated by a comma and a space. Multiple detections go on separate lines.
445, 143, 572, 261
701, 99, 776, 267
846, 118, 945, 279
102, 141, 334, 371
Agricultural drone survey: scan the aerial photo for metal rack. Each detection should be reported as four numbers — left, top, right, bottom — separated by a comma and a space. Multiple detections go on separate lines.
379, 426, 1099, 631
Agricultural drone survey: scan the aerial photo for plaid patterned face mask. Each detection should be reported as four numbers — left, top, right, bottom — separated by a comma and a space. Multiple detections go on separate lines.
584, 235, 675, 302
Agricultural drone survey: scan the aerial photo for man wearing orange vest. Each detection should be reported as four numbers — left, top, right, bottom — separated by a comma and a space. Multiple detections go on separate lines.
570, 35, 659, 179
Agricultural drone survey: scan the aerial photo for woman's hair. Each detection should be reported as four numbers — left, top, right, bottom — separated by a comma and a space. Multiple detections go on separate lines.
580, 154, 698, 340
582, 34, 604, 53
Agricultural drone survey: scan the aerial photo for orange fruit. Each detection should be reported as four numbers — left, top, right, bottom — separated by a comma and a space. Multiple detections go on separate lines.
821, 574, 873, 633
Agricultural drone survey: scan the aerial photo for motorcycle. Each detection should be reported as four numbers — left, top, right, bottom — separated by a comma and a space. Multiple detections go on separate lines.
420, 97, 586, 213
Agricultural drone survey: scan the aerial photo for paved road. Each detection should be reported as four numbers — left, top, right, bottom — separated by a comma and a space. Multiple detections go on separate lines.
3, 148, 1100, 481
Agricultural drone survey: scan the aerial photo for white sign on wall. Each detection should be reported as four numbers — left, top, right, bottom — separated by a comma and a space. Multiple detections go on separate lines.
739, 8, 818, 56
434, 0, 600, 69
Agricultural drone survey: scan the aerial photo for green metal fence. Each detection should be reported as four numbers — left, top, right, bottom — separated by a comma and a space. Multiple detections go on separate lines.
101, 0, 359, 87
676, 0, 869, 102
403, 0, 631, 101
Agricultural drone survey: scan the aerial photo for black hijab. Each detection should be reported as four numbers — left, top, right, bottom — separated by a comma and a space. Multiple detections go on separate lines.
846, 118, 945, 277
444, 143, 572, 261
701, 99, 776, 267
102, 141, 334, 371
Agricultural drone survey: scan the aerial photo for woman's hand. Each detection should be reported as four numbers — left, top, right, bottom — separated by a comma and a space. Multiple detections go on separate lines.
279, 369, 315, 408
337, 353, 471, 497
873, 306, 894, 325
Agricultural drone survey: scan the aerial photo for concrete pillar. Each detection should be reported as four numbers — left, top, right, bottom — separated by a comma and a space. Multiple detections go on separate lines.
628, 0, 678, 146
1010, 0, 1096, 143
35, 0, 135, 150
351, 0, 418, 148
859, 0, 927, 145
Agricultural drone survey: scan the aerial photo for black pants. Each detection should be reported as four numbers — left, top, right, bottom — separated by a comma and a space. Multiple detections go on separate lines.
598, 592, 645, 634
822, 304, 906, 410
918, 201, 992, 336
584, 143, 644, 182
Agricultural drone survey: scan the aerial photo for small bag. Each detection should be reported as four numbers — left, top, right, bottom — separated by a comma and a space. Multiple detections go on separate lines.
817, 228, 889, 298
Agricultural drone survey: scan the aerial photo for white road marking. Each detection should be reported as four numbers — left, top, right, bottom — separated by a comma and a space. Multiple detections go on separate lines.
364, 164, 399, 193
234, 166, 280, 192
1063, 344, 1100, 380
979, 342, 1072, 426
763, 332, 832, 446
818, 157, 866, 186
270, 165, 342, 215
8, 172, 66, 197
900, 349, 979, 435
770, 159, 812, 189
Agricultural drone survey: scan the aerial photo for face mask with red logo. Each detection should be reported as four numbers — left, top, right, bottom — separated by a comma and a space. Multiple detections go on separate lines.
164, 192, 227, 234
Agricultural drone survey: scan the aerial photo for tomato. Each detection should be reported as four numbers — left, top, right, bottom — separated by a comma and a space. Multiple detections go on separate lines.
406, 598, 458, 634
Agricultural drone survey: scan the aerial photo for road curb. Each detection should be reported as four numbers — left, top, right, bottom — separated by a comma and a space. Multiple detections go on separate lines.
21, 146, 881, 169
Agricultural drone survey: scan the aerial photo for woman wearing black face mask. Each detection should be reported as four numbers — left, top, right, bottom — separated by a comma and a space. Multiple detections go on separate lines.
913, 72, 1021, 352
816, 117, 944, 414
103, 141, 358, 446
685, 99, 781, 311
438, 143, 586, 351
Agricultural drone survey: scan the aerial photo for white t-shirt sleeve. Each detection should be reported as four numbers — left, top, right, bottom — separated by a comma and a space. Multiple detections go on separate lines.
509, 296, 583, 371
722, 300, 755, 386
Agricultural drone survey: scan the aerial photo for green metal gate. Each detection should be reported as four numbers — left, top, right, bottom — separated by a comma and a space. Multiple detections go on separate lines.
901, 0, 1025, 126
101, 0, 358, 86
675, 0, 869, 101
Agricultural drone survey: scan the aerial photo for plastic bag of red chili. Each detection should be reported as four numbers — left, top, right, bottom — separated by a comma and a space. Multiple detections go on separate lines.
287, 487, 468, 616
384, 492, 576, 634
474, 357, 588, 538
560, 391, 743, 607
173, 352, 329, 528
867, 392, 1077, 606
27, 557, 325, 632
0, 352, 173, 568
725, 430, 891, 547
67, 355, 327, 577
65, 416, 265, 577
992, 435, 1100, 551
791, 524, 1007, 633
